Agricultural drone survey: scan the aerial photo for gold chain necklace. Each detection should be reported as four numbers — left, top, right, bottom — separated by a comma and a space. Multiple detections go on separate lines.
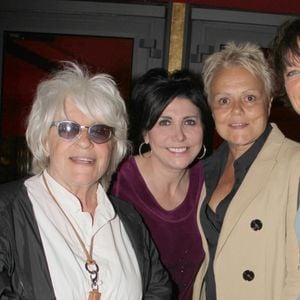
42, 173, 101, 300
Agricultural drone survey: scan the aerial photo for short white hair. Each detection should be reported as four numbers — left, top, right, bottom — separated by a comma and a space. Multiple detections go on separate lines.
26, 61, 128, 189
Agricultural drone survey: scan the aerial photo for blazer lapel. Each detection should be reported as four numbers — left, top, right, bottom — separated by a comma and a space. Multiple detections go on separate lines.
215, 124, 284, 258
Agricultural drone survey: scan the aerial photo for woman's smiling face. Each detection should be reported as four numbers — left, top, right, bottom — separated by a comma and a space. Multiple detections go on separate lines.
144, 97, 204, 171
209, 65, 272, 155
46, 97, 113, 192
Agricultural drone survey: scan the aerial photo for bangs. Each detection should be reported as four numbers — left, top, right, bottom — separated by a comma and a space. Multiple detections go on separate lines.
68, 87, 121, 127
284, 50, 300, 68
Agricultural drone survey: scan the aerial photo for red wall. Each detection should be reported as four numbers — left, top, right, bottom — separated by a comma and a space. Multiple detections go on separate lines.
1, 34, 133, 137
174, 0, 300, 15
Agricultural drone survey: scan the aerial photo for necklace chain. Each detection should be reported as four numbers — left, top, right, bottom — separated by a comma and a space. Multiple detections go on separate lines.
42, 173, 100, 290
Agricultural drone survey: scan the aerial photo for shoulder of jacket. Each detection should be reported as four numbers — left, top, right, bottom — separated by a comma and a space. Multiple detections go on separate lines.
109, 195, 143, 222
0, 179, 27, 210
280, 138, 300, 160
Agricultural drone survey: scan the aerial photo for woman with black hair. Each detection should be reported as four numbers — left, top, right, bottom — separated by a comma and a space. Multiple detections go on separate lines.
111, 68, 211, 300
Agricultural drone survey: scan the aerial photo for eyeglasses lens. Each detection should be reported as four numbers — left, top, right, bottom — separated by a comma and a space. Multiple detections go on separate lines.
58, 122, 80, 139
56, 121, 112, 144
90, 125, 112, 144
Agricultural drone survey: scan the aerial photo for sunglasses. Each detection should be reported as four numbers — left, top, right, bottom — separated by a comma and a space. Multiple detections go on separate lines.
51, 120, 114, 144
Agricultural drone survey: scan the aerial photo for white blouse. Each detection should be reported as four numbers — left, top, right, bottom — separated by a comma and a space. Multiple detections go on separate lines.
25, 171, 142, 300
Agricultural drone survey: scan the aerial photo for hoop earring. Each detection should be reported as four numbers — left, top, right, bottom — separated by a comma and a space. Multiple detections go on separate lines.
197, 145, 207, 160
138, 142, 152, 158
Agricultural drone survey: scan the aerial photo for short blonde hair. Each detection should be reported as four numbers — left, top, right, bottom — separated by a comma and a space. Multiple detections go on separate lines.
202, 42, 273, 102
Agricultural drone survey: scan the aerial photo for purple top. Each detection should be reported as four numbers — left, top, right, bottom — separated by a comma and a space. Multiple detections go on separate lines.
111, 156, 205, 299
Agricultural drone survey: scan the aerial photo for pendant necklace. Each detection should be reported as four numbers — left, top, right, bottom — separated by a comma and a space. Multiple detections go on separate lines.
42, 173, 101, 300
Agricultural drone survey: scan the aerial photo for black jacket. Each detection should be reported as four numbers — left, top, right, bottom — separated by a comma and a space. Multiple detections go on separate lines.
0, 179, 172, 299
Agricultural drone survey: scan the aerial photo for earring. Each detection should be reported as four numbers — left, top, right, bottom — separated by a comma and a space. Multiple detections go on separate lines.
197, 145, 207, 160
138, 142, 152, 158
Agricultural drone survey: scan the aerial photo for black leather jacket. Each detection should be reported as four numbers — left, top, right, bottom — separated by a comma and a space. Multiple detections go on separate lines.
0, 179, 172, 299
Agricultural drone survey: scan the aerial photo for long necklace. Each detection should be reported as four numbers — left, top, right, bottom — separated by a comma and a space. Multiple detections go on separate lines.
42, 173, 101, 300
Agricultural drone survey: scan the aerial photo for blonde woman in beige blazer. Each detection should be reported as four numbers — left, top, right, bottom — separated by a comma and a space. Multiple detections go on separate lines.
193, 42, 300, 300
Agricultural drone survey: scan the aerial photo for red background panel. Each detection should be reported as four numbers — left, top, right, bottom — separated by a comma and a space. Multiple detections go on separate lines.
1, 33, 134, 137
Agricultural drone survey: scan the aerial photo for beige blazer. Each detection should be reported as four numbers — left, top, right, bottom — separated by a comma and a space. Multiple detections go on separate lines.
193, 124, 300, 300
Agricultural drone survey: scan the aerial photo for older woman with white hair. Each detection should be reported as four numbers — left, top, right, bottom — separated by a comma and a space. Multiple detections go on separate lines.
0, 62, 171, 300
192, 42, 300, 300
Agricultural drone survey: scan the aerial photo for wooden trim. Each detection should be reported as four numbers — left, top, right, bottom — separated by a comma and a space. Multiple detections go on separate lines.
168, 2, 186, 72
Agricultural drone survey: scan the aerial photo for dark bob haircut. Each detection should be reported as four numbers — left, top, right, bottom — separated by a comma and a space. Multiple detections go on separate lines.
128, 68, 212, 154
271, 18, 300, 96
